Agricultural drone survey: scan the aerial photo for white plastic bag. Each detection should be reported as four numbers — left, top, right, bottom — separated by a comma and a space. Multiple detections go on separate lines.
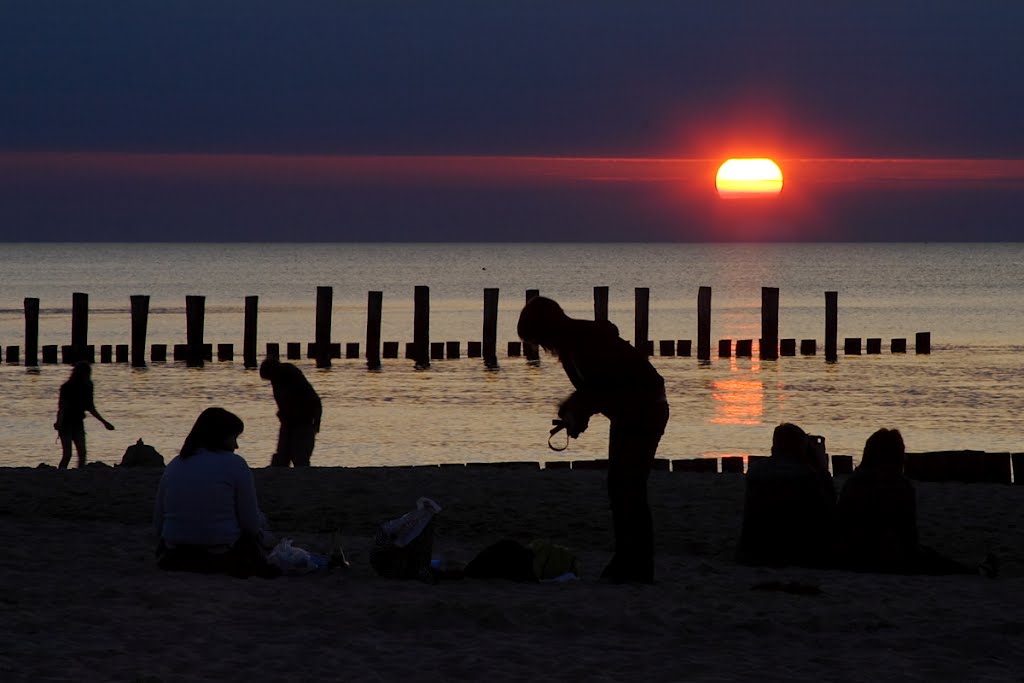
380, 497, 442, 548
267, 538, 328, 574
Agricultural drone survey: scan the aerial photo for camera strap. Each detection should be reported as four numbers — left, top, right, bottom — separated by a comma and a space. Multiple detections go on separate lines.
547, 423, 569, 452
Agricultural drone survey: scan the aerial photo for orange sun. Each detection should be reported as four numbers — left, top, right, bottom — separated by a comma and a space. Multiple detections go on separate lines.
715, 158, 784, 199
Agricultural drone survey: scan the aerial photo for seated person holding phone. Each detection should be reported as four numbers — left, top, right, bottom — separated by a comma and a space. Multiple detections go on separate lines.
736, 423, 837, 568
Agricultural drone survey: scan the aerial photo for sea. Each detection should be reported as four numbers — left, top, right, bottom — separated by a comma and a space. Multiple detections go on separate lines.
2, 242, 1023, 469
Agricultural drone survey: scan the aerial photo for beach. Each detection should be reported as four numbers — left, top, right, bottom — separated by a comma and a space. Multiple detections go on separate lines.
1, 465, 1021, 682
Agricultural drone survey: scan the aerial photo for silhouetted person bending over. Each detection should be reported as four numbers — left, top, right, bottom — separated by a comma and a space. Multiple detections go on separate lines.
518, 296, 669, 584
260, 357, 322, 467
54, 361, 115, 468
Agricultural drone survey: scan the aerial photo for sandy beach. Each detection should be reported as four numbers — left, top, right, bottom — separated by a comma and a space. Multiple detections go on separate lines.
1, 464, 1021, 682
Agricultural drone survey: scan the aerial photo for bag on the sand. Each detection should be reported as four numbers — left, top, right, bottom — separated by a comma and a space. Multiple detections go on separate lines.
267, 538, 329, 575
120, 438, 165, 467
370, 497, 441, 579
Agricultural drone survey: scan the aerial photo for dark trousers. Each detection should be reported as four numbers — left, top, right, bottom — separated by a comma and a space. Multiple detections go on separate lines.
270, 421, 316, 467
156, 534, 280, 579
604, 402, 669, 583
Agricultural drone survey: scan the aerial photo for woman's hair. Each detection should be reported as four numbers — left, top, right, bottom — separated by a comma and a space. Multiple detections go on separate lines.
860, 428, 905, 473
517, 296, 571, 353
179, 407, 245, 459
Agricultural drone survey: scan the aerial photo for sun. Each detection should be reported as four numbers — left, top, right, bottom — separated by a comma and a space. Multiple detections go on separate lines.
715, 158, 784, 199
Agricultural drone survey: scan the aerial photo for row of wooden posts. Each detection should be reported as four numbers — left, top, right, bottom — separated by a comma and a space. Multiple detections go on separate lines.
441, 450, 1022, 484
3, 286, 930, 369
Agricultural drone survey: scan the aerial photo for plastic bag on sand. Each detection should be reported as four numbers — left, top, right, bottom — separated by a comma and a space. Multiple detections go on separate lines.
380, 497, 442, 548
267, 538, 328, 575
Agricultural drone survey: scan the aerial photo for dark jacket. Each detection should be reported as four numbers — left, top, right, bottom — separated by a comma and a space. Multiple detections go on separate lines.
737, 453, 837, 568
556, 319, 666, 424
270, 363, 322, 426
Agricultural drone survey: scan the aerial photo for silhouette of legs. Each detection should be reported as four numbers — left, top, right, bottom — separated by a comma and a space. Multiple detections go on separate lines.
603, 404, 669, 583
272, 422, 316, 467
58, 426, 87, 468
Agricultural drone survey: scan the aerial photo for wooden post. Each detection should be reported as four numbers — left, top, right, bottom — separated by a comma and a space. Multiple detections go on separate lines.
243, 295, 258, 369
366, 290, 383, 370
483, 287, 499, 369
185, 295, 205, 367
735, 339, 752, 357
414, 285, 430, 368
523, 289, 540, 361
825, 291, 838, 362
71, 292, 88, 362
677, 340, 692, 357
315, 286, 333, 368
891, 338, 907, 353
915, 332, 931, 354
697, 286, 712, 361
760, 286, 779, 360
23, 297, 39, 367
634, 287, 650, 355
718, 339, 732, 358
780, 339, 796, 356
130, 295, 149, 368
594, 286, 609, 322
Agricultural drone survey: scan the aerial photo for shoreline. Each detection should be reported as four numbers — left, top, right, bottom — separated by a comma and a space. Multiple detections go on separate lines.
2, 466, 1022, 681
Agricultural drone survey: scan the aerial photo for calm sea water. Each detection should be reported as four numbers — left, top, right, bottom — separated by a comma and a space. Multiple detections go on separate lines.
2, 242, 1023, 469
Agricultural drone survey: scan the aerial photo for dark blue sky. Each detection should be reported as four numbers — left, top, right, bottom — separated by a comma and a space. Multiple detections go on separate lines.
2, 1, 1023, 241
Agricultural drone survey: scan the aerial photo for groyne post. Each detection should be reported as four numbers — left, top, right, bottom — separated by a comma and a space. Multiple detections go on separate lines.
594, 286, 609, 322
524, 289, 540, 361
243, 295, 258, 369
130, 295, 149, 368
185, 295, 205, 367
697, 286, 712, 361
71, 292, 88, 363
825, 291, 838, 362
761, 286, 779, 360
367, 290, 383, 370
482, 287, 499, 369
315, 286, 333, 368
635, 287, 650, 355
413, 285, 430, 368
23, 297, 39, 367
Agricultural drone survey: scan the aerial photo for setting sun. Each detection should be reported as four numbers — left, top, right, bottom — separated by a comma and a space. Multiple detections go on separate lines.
715, 158, 784, 198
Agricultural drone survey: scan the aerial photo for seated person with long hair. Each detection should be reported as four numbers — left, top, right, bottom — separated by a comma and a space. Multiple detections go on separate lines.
153, 407, 279, 578
835, 428, 997, 577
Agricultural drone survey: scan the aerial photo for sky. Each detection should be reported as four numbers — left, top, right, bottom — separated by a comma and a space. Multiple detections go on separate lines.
1, 1, 1023, 242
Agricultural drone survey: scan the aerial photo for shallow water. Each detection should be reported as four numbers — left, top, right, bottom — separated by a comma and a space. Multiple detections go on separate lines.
2, 242, 1023, 468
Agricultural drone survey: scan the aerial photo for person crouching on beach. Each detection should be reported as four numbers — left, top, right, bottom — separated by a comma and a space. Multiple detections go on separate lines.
517, 296, 670, 584
153, 407, 279, 578
260, 356, 322, 467
54, 361, 115, 469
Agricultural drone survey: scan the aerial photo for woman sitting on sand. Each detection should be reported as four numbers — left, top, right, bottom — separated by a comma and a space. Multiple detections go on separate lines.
153, 407, 279, 578
835, 428, 997, 577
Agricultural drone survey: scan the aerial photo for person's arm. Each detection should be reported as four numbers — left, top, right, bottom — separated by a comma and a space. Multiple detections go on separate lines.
153, 472, 167, 540
234, 461, 267, 539
85, 385, 115, 430
311, 392, 322, 433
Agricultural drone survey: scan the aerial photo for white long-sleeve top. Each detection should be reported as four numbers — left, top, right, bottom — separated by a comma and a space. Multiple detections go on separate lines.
153, 448, 266, 547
